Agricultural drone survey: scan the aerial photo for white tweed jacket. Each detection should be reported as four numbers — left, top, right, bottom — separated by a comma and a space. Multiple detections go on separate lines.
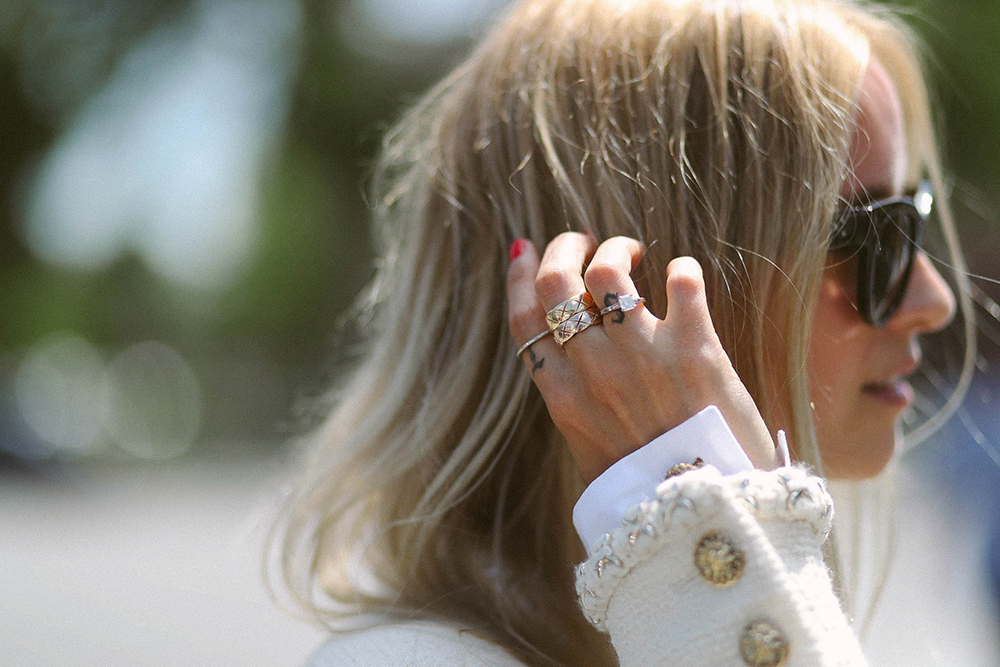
307, 464, 867, 667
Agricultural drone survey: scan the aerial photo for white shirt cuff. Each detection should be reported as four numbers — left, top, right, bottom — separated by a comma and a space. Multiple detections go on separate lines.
572, 405, 755, 553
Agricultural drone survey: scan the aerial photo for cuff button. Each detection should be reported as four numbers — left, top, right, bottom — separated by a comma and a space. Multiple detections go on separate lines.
738, 620, 789, 667
663, 457, 705, 480
694, 531, 745, 587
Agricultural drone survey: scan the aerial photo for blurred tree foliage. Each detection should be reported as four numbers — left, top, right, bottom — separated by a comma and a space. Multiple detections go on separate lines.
0, 0, 997, 449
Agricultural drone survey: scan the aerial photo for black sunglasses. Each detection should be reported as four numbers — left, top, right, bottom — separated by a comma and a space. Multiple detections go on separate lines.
829, 181, 932, 328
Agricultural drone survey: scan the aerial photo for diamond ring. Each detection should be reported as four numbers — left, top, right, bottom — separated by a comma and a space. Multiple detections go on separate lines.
599, 294, 645, 316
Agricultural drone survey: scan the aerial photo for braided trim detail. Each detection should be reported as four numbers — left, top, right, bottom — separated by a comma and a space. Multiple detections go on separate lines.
575, 465, 833, 630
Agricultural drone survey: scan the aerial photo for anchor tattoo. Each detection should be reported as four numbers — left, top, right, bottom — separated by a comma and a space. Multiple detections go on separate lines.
604, 292, 626, 324
528, 347, 545, 374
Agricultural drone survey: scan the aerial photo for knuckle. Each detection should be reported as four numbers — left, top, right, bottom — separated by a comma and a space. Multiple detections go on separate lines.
672, 338, 724, 377
546, 231, 593, 258
584, 260, 620, 289
554, 230, 587, 245
686, 340, 718, 366
666, 269, 704, 296
535, 266, 576, 302
607, 235, 642, 252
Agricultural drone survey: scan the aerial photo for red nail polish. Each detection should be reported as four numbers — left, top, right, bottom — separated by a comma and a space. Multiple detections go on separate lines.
509, 238, 526, 261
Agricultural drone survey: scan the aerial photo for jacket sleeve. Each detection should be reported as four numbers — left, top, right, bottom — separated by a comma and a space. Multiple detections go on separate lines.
575, 465, 868, 667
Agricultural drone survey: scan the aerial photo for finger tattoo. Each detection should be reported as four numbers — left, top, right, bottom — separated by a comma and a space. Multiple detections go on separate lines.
604, 292, 626, 324
528, 347, 545, 374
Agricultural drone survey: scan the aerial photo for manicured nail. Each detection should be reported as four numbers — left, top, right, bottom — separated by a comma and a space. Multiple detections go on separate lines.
509, 238, 527, 261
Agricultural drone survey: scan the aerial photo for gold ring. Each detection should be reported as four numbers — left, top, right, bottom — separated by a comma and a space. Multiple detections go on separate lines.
546, 293, 596, 330
515, 330, 552, 359
553, 307, 601, 346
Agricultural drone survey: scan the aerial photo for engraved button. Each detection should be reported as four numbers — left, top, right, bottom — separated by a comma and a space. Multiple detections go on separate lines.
738, 620, 789, 667
663, 457, 704, 480
694, 531, 745, 586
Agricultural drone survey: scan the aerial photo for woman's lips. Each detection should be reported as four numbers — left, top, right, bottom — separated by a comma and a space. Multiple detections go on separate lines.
861, 378, 914, 407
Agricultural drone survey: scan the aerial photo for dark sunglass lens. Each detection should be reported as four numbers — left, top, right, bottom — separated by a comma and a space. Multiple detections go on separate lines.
831, 193, 927, 327
868, 206, 918, 325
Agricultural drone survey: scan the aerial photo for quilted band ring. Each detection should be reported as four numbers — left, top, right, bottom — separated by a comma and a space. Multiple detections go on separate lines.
599, 294, 646, 317
553, 307, 602, 346
546, 292, 597, 330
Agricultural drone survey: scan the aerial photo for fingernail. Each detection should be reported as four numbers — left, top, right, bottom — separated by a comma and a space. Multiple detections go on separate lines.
509, 238, 527, 261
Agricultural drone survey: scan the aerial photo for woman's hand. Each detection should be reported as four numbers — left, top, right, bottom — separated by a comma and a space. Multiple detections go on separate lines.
507, 232, 779, 485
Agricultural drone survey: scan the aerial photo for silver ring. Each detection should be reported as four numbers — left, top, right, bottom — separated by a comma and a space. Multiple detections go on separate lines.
516, 329, 553, 359
599, 294, 645, 316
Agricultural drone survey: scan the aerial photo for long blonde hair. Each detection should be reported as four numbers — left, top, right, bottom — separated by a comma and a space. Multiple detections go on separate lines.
272, 1, 973, 664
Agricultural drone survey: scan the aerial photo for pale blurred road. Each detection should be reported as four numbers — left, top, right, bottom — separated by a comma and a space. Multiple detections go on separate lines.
860, 465, 1000, 666
0, 454, 324, 667
1, 451, 997, 666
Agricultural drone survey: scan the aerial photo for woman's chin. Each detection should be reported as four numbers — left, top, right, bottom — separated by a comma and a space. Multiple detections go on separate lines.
818, 421, 899, 480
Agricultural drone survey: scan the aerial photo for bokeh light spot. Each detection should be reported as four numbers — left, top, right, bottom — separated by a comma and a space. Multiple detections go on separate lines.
14, 333, 105, 456
100, 341, 202, 460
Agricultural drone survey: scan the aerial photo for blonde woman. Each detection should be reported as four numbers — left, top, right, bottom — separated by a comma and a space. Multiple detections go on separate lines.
274, 0, 974, 665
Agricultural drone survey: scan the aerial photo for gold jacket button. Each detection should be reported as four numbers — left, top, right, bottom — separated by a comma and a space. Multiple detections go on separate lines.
738, 620, 789, 667
693, 531, 745, 587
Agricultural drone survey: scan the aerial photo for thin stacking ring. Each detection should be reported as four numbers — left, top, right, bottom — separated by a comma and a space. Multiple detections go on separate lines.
515, 330, 553, 359
599, 294, 646, 317
546, 293, 597, 330
553, 308, 601, 346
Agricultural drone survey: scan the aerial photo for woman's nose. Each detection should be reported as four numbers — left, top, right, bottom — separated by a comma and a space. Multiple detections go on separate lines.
888, 251, 956, 334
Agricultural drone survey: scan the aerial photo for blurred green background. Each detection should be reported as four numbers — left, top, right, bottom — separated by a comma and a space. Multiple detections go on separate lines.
0, 0, 997, 467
